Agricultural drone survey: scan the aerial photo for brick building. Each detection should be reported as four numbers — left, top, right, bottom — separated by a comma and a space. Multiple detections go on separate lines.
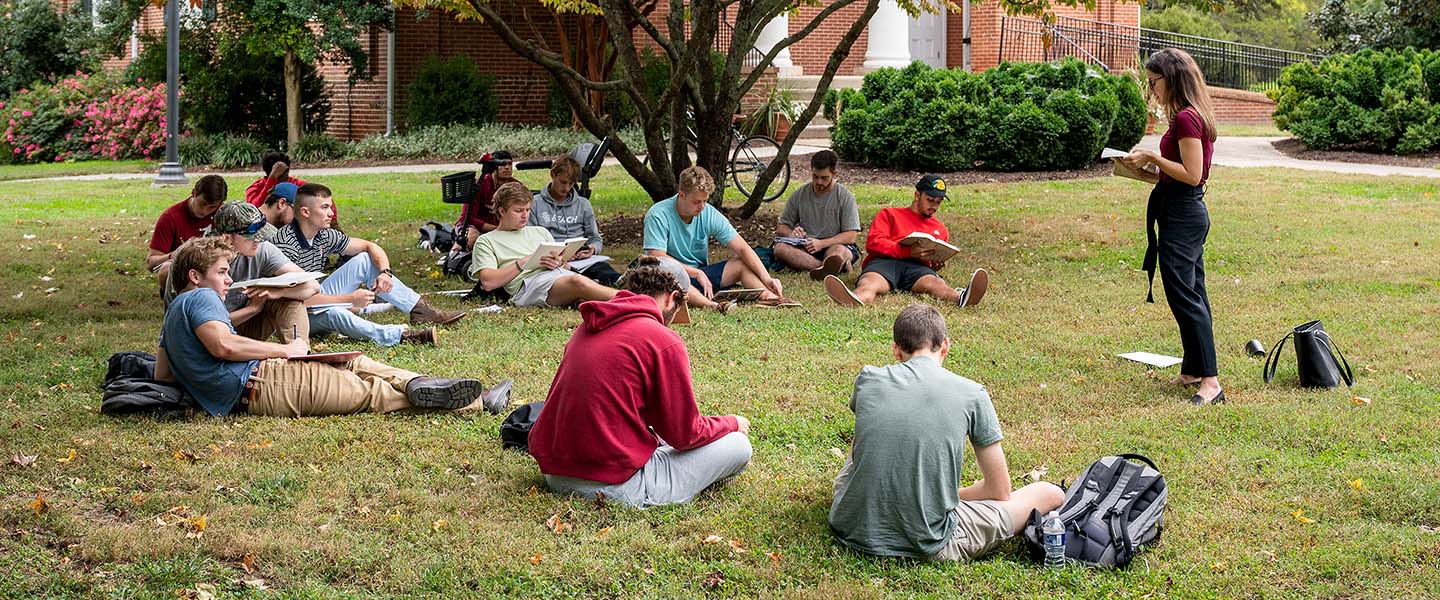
89, 0, 1274, 140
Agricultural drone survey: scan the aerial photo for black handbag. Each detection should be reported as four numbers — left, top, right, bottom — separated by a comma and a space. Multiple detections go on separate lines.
1262, 320, 1354, 388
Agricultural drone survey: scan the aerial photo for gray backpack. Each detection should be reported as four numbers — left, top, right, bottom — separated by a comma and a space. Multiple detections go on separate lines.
1022, 454, 1167, 568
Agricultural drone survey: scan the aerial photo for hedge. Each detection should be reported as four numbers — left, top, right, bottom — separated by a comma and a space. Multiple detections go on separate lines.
830, 59, 1147, 172
1270, 48, 1440, 155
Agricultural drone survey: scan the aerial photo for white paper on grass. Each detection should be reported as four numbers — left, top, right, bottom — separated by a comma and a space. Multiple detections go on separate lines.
1100, 147, 1130, 160
1116, 351, 1184, 368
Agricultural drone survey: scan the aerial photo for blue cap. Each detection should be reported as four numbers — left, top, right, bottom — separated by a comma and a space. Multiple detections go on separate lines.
269, 182, 299, 205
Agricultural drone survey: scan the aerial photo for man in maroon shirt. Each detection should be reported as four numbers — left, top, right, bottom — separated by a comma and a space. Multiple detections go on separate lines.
528, 257, 753, 508
825, 174, 989, 309
147, 175, 227, 295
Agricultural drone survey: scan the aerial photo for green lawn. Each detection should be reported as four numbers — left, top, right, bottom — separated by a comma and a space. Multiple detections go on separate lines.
1152, 123, 1286, 138
0, 160, 153, 182
1, 167, 1438, 599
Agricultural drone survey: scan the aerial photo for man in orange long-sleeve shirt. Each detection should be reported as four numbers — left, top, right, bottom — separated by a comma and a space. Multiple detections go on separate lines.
824, 174, 989, 308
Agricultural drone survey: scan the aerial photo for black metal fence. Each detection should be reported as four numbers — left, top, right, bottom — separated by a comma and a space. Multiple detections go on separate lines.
998, 15, 1322, 92
716, 8, 764, 69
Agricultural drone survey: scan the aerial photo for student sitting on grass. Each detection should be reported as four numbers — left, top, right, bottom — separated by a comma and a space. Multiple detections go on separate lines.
829, 304, 1063, 561
156, 237, 513, 418
528, 257, 752, 507
470, 182, 620, 308
642, 166, 782, 313
529, 155, 622, 286
147, 175, 227, 296
773, 150, 862, 280
272, 183, 465, 346
161, 202, 318, 347
824, 174, 988, 309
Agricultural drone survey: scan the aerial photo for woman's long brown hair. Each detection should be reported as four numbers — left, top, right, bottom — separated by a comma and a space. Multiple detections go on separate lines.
1146, 48, 1218, 142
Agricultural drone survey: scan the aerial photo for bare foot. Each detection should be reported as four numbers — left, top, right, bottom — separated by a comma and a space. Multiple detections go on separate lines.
1169, 374, 1201, 386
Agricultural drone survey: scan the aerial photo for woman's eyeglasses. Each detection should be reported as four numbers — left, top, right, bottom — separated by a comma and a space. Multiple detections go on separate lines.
1147, 76, 1163, 88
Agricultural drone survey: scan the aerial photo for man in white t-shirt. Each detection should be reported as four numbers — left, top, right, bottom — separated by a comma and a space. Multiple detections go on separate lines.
471, 182, 619, 308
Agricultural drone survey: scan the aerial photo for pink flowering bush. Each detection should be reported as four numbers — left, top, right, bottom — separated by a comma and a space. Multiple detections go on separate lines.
1, 72, 171, 163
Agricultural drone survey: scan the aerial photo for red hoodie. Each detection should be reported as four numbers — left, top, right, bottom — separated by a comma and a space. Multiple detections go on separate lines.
528, 291, 739, 484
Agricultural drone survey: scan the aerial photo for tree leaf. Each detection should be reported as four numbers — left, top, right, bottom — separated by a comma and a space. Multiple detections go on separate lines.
56, 448, 77, 464
1292, 508, 1315, 524
29, 492, 48, 517
11, 454, 37, 468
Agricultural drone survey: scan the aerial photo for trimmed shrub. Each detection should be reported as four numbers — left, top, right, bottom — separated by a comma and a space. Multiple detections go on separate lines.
292, 133, 346, 163
830, 59, 1146, 172
179, 134, 216, 167
406, 56, 499, 129
1271, 48, 1440, 154
211, 135, 267, 169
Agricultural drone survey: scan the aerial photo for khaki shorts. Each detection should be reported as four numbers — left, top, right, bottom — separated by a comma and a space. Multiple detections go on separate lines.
930, 500, 1013, 561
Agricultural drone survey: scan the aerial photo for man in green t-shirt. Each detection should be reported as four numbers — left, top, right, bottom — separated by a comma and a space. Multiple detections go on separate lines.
471, 182, 620, 308
829, 305, 1064, 561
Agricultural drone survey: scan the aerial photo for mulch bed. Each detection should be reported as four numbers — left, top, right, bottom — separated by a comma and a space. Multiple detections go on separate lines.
1271, 138, 1440, 170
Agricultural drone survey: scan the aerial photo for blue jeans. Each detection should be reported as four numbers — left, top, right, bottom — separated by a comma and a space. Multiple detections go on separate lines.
309, 253, 421, 347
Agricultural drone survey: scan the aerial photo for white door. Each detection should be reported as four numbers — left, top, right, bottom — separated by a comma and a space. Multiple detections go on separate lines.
909, 10, 947, 68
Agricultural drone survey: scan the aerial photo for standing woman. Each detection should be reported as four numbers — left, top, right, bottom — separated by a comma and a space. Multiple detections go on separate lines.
1121, 48, 1223, 406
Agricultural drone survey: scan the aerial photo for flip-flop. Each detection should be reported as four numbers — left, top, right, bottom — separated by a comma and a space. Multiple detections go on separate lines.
758, 297, 803, 308
809, 254, 846, 282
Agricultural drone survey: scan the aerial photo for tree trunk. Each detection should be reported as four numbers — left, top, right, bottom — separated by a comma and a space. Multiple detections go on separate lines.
284, 47, 303, 149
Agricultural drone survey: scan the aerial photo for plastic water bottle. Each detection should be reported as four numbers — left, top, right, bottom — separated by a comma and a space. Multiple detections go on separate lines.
1042, 510, 1066, 569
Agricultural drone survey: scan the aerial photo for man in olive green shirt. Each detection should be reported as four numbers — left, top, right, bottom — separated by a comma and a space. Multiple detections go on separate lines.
829, 305, 1064, 561
471, 182, 618, 307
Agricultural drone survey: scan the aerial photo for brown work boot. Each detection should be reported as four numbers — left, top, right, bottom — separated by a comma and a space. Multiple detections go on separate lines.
401, 327, 437, 345
409, 300, 467, 326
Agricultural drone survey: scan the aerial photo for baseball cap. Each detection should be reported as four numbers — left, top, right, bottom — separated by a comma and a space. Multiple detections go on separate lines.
214, 201, 278, 240
916, 174, 948, 198
268, 182, 299, 205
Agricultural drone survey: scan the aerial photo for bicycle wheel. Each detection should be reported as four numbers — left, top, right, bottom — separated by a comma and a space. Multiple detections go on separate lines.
730, 135, 790, 202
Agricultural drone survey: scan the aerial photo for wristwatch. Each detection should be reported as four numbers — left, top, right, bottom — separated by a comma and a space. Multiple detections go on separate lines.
379, 268, 393, 276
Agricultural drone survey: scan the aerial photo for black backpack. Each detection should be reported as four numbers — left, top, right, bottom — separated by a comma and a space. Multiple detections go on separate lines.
101, 351, 197, 416
499, 401, 544, 452
105, 351, 156, 382
1022, 454, 1167, 568
417, 221, 457, 254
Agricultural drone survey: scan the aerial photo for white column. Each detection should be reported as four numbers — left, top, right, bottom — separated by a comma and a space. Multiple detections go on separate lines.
863, 0, 911, 71
757, 14, 801, 76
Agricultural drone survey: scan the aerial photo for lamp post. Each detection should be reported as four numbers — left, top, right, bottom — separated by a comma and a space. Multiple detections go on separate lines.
153, 0, 187, 186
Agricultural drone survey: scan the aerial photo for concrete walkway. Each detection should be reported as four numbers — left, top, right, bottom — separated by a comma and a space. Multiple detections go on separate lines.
1137, 135, 1440, 179
0, 144, 831, 185
4, 137, 1436, 184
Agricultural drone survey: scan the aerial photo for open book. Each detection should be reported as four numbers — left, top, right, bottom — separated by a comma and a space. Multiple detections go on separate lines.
520, 237, 589, 270
774, 236, 809, 247
1101, 147, 1160, 182
898, 232, 961, 263
288, 350, 363, 364
229, 271, 324, 290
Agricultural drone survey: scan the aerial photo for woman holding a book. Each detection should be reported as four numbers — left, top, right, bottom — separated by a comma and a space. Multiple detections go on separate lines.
1118, 48, 1224, 406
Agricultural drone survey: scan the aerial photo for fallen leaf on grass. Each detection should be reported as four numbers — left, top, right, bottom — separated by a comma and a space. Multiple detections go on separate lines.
828, 447, 845, 459
56, 449, 77, 464
529, 553, 544, 565
527, 486, 538, 497
239, 554, 256, 574
702, 535, 726, 545
172, 449, 199, 463
728, 538, 748, 553
30, 492, 48, 516
1420, 525, 1439, 534
193, 583, 217, 600
767, 551, 781, 565
595, 526, 613, 537
544, 514, 571, 534
1351, 396, 1372, 406
1210, 561, 1225, 572
239, 577, 268, 590
1349, 479, 1366, 491
703, 570, 725, 589
186, 516, 206, 538
1292, 509, 1315, 524
432, 519, 447, 532
1024, 466, 1049, 482
11, 454, 37, 468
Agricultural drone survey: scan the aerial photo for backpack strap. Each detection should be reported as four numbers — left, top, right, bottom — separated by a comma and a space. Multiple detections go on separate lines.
1262, 331, 1293, 384
1115, 453, 1159, 472
1315, 330, 1355, 386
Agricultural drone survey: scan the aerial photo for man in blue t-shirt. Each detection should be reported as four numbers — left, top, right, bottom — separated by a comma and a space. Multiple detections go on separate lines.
157, 237, 513, 418
642, 166, 783, 312
829, 305, 1063, 561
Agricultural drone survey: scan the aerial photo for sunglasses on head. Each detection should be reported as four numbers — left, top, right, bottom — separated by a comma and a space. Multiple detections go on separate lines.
227, 218, 266, 236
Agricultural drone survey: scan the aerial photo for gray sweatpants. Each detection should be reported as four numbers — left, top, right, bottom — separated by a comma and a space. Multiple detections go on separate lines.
544, 432, 752, 508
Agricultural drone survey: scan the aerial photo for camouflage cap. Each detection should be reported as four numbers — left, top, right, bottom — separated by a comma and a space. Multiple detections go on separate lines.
213, 201, 277, 241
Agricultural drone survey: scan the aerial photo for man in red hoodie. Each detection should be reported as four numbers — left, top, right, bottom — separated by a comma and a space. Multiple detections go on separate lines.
245, 150, 331, 227
528, 257, 753, 508
824, 174, 989, 308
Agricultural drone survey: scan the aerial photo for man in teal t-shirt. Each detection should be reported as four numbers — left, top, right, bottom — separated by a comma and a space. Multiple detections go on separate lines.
642, 166, 784, 312
829, 305, 1064, 561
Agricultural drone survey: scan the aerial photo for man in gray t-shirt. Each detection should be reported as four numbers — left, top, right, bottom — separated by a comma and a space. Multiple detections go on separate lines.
829, 305, 1064, 561
162, 202, 319, 344
774, 150, 861, 281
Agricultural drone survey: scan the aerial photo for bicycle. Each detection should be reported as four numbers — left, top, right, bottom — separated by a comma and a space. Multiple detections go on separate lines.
651, 111, 792, 202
